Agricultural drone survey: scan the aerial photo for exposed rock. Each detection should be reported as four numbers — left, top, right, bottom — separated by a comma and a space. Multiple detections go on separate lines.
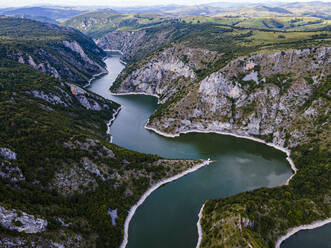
68, 84, 105, 110
0, 205, 47, 233
141, 47, 330, 149
63, 40, 98, 66
0, 148, 17, 160
96, 27, 189, 63
64, 138, 115, 159
27, 90, 68, 106
113, 45, 220, 103
107, 208, 118, 226
96, 30, 147, 62
52, 164, 98, 195
81, 157, 105, 181
0, 161, 25, 182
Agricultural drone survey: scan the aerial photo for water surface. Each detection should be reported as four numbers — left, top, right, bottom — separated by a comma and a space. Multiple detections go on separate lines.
88, 55, 326, 248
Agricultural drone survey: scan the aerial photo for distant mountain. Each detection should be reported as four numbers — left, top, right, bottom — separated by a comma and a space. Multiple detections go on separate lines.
0, 7, 87, 23
5, 14, 60, 24
63, 10, 176, 38
164, 5, 227, 17
111, 4, 185, 14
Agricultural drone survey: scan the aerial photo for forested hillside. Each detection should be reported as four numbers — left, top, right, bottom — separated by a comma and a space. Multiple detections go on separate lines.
0, 58, 201, 247
0, 17, 106, 85
108, 20, 331, 247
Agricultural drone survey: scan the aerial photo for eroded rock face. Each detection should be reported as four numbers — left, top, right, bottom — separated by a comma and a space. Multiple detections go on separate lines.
27, 90, 69, 106
6, 40, 105, 85
113, 45, 220, 103
0, 148, 24, 182
0, 161, 25, 182
67, 83, 111, 111
119, 46, 330, 150
96, 30, 147, 61
52, 164, 98, 195
0, 148, 17, 160
107, 208, 118, 226
0, 206, 47, 233
0, 233, 85, 248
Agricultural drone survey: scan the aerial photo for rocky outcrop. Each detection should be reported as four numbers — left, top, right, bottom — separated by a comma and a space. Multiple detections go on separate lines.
142, 47, 330, 149
27, 90, 69, 106
0, 234, 86, 248
26, 82, 117, 112
0, 206, 47, 233
0, 148, 24, 182
0, 161, 25, 182
68, 83, 105, 110
95, 25, 195, 63
2, 17, 106, 85
0, 148, 17, 160
10, 40, 106, 85
108, 208, 118, 226
112, 45, 220, 103
96, 30, 147, 61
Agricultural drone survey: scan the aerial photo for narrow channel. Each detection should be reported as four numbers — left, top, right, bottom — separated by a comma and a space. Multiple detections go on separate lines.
88, 54, 329, 248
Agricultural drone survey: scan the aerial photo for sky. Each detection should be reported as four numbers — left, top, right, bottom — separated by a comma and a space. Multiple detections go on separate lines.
0, 0, 329, 8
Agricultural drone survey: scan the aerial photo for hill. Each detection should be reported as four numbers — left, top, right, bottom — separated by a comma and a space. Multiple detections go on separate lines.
0, 51, 200, 248
62, 10, 173, 38
0, 7, 86, 23
110, 22, 331, 247
0, 17, 106, 85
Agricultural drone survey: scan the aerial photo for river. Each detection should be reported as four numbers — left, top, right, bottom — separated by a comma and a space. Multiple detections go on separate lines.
88, 54, 330, 248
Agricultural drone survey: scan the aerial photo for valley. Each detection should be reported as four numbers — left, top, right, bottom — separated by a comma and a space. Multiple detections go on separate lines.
0, 2, 330, 248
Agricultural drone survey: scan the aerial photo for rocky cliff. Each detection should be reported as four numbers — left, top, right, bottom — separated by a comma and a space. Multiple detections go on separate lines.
0, 57, 206, 247
114, 46, 330, 150
0, 17, 107, 85
95, 23, 200, 63
111, 45, 330, 247
111, 44, 220, 103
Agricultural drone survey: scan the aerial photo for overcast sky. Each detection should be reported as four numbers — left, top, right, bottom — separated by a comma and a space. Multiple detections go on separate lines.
1, 0, 329, 8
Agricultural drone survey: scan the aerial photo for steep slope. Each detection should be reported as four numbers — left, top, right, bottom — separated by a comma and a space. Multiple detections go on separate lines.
0, 58, 202, 247
111, 44, 221, 102
0, 17, 106, 85
94, 23, 191, 63
110, 25, 331, 247
62, 10, 171, 38
63, 11, 203, 63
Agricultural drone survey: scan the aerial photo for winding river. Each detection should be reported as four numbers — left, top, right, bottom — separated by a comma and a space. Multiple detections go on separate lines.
88, 54, 330, 248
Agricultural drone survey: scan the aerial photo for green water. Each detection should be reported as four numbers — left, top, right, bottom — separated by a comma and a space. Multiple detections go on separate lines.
88, 55, 328, 248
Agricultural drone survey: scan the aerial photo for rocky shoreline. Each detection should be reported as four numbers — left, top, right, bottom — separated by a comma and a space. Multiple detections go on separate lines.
275, 218, 331, 248
107, 90, 303, 248
106, 106, 122, 143
144, 123, 297, 183
196, 204, 205, 248
143, 123, 301, 248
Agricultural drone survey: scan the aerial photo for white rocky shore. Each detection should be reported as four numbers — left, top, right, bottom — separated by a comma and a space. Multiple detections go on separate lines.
275, 218, 331, 248
196, 204, 205, 248
144, 122, 330, 248
144, 123, 299, 248
107, 106, 122, 143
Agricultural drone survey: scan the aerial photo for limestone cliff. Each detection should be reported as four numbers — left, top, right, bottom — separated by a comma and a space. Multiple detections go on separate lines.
0, 17, 106, 85
111, 44, 220, 103
112, 44, 330, 248
114, 46, 330, 150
